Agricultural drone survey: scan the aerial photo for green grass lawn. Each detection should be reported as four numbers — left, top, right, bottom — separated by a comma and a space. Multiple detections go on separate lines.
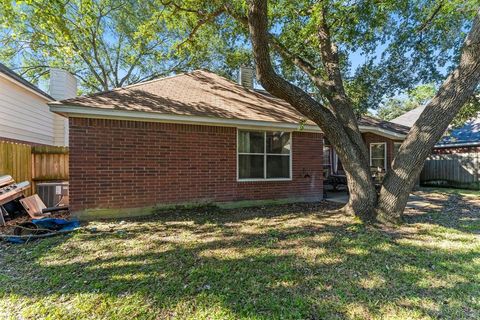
420, 186, 480, 198
1, 192, 479, 319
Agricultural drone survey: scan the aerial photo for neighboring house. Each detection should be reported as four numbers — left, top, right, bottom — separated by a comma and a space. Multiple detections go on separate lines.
391, 105, 480, 152
392, 106, 480, 189
0, 63, 76, 146
435, 115, 480, 152
390, 105, 426, 128
50, 68, 409, 216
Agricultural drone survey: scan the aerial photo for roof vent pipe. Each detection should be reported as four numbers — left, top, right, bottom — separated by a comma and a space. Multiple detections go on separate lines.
238, 66, 254, 89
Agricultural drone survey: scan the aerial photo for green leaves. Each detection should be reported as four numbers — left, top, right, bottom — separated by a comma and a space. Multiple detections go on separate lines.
1, 0, 476, 102
378, 84, 479, 128
0, 0, 203, 92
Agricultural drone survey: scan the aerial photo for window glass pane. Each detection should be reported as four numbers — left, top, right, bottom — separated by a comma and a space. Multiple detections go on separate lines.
238, 131, 264, 153
239, 155, 264, 179
370, 144, 385, 158
266, 155, 290, 178
371, 158, 385, 169
266, 132, 290, 154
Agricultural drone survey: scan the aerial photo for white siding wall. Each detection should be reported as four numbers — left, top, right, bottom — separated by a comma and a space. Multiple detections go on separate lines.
0, 76, 57, 145
50, 68, 77, 146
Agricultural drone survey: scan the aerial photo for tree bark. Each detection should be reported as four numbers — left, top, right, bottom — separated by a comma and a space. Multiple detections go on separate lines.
246, 0, 378, 221
246, 1, 480, 224
376, 10, 480, 223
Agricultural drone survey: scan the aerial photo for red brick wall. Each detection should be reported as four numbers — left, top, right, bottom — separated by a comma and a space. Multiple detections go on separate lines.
362, 133, 402, 170
69, 118, 323, 212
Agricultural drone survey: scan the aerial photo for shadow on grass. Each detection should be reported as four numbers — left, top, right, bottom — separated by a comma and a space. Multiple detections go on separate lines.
404, 192, 480, 234
1, 201, 479, 319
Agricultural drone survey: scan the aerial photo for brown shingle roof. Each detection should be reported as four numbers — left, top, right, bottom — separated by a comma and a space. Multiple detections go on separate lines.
52, 70, 312, 125
51, 69, 409, 135
359, 115, 410, 135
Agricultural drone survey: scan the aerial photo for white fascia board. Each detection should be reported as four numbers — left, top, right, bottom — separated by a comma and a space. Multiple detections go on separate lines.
49, 104, 321, 132
358, 126, 407, 140
50, 105, 408, 139
434, 142, 480, 148
0, 73, 52, 102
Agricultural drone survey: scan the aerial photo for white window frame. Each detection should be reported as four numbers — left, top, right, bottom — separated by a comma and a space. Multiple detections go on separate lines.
369, 142, 387, 169
323, 145, 333, 174
237, 129, 292, 181
393, 142, 402, 156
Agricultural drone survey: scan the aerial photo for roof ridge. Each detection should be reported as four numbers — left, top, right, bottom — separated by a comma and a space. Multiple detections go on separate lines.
119, 71, 192, 90
60, 70, 204, 102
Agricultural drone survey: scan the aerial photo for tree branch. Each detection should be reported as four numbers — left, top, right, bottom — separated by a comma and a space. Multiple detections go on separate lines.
379, 9, 480, 220
223, 6, 332, 95
416, 1, 444, 33
315, 5, 369, 160
245, 0, 353, 147
174, 7, 225, 50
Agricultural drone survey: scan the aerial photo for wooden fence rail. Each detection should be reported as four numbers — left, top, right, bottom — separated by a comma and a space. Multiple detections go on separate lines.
0, 141, 68, 195
420, 152, 480, 190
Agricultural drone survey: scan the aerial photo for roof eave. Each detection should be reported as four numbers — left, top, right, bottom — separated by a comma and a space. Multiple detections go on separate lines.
50, 104, 407, 139
434, 141, 480, 148
358, 125, 407, 140
49, 104, 321, 132
0, 70, 54, 101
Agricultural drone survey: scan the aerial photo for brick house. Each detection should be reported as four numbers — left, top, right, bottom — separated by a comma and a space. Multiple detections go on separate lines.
50, 69, 409, 217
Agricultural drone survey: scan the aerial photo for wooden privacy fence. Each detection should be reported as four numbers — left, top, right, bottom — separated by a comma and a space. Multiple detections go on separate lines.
0, 141, 68, 195
420, 152, 480, 190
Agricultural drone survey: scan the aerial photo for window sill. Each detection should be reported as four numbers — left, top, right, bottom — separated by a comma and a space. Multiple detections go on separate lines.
237, 178, 293, 182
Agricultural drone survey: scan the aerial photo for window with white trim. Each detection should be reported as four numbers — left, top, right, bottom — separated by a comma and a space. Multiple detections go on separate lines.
238, 130, 291, 180
370, 142, 387, 169
323, 144, 332, 175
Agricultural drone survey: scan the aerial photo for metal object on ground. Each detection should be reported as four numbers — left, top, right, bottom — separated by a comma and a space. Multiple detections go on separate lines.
19, 194, 69, 219
0, 180, 30, 205
19, 194, 47, 219
36, 181, 69, 207
0, 175, 31, 226
0, 175, 15, 188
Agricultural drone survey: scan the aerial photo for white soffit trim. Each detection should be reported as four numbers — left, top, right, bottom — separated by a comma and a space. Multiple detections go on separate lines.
50, 105, 321, 132
50, 104, 407, 139
0, 73, 52, 102
435, 142, 480, 148
359, 126, 406, 140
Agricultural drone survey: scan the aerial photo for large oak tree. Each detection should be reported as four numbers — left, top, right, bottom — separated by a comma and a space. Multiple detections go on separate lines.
2, 0, 479, 222
166, 0, 480, 223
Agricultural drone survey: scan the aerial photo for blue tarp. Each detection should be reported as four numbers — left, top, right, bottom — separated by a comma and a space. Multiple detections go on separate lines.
6, 218, 80, 244
31, 218, 80, 231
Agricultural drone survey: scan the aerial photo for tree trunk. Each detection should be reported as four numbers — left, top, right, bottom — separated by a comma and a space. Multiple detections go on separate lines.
342, 161, 377, 221
376, 11, 480, 223
246, 0, 480, 224
245, 0, 379, 221
325, 137, 378, 220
